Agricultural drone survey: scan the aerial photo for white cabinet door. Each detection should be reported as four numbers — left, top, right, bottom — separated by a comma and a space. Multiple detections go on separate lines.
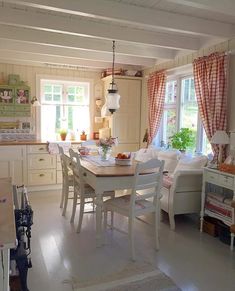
103, 76, 142, 152
0, 146, 26, 185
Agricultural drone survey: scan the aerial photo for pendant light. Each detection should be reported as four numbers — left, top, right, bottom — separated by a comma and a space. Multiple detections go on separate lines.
106, 40, 120, 114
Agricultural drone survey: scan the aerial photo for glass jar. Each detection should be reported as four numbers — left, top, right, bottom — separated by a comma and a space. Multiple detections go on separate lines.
98, 146, 112, 161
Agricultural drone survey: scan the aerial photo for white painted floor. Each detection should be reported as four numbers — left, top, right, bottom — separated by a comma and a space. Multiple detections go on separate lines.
27, 190, 235, 291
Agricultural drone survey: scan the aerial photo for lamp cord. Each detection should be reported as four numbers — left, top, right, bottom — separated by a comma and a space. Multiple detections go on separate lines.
112, 40, 115, 89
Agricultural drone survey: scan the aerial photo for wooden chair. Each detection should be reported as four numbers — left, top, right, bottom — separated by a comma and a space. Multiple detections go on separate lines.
69, 148, 115, 232
58, 146, 74, 217
103, 158, 164, 261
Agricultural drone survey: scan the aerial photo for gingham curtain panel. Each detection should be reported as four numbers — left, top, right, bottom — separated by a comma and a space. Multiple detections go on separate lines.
147, 71, 166, 145
193, 52, 229, 161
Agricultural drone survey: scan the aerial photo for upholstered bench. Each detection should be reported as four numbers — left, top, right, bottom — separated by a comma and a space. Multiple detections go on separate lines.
135, 148, 208, 230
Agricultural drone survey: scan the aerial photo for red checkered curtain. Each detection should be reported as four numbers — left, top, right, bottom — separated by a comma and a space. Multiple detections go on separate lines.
147, 71, 166, 145
193, 52, 229, 160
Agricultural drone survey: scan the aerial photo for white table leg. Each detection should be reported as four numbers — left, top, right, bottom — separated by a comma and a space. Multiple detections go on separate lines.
0, 249, 10, 291
95, 192, 104, 247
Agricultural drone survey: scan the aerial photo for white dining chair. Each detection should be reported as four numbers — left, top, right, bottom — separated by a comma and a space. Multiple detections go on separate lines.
103, 158, 164, 261
69, 148, 115, 232
58, 146, 74, 217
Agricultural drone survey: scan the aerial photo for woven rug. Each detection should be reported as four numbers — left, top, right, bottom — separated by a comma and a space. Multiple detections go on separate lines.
63, 261, 181, 291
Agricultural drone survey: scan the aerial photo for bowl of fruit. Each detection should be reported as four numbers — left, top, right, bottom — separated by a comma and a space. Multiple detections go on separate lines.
115, 152, 132, 166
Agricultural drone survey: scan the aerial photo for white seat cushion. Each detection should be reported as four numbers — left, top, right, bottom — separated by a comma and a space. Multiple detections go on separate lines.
158, 150, 181, 174
135, 147, 160, 162
104, 195, 154, 214
173, 155, 207, 175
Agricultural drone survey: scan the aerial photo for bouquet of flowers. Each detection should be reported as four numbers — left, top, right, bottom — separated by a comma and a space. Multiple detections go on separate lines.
96, 137, 117, 148
96, 137, 118, 160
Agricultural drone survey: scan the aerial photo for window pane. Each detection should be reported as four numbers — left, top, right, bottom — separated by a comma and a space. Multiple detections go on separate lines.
165, 80, 177, 104
163, 109, 177, 145
41, 80, 90, 140
202, 129, 213, 155
181, 77, 197, 151
44, 94, 52, 101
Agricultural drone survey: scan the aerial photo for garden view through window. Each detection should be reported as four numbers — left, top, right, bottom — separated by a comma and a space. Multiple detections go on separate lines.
160, 76, 211, 154
40, 79, 90, 141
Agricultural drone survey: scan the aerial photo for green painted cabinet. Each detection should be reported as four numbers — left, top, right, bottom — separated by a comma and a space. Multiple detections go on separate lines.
0, 85, 31, 117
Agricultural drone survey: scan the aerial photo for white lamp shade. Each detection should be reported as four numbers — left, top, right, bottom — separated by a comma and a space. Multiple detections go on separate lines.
106, 91, 120, 111
211, 130, 229, 145
101, 103, 111, 118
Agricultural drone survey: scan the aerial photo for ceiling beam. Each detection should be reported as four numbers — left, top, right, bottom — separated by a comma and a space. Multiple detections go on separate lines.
0, 39, 156, 67
0, 6, 200, 50
0, 49, 126, 69
3, 0, 235, 37
167, 0, 235, 18
0, 25, 176, 60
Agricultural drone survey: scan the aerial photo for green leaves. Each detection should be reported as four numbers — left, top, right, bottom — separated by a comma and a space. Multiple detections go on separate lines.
170, 128, 194, 151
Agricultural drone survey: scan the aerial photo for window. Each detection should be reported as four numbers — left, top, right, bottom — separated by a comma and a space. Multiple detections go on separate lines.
162, 80, 177, 146
40, 79, 90, 141
159, 76, 211, 154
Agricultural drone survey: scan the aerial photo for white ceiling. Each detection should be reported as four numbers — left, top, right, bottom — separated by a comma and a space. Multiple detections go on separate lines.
0, 0, 234, 71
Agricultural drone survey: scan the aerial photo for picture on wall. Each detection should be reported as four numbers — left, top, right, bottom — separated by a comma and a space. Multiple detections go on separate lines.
0, 86, 14, 104
15, 87, 30, 104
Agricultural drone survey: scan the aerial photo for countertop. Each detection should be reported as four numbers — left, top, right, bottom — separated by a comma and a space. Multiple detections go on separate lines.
0, 140, 82, 146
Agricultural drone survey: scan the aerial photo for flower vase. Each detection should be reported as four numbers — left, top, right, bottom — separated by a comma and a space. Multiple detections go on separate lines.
99, 146, 112, 161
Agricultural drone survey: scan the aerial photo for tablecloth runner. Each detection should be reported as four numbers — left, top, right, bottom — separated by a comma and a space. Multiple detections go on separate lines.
82, 155, 115, 167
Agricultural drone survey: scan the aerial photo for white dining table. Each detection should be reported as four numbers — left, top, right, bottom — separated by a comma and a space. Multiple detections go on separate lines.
79, 157, 137, 246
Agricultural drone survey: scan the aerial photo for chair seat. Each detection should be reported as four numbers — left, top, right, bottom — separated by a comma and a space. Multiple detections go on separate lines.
104, 194, 155, 216
75, 182, 114, 199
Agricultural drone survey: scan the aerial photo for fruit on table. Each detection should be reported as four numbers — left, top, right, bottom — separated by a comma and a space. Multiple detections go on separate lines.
116, 153, 130, 159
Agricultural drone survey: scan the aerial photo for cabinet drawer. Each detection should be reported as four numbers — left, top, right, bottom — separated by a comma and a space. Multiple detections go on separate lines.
28, 154, 56, 169
28, 144, 48, 153
57, 170, 62, 184
28, 169, 56, 185
206, 172, 219, 184
219, 174, 234, 189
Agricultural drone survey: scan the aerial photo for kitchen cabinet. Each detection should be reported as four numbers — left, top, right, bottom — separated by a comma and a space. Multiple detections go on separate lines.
27, 145, 57, 186
0, 84, 31, 117
102, 76, 142, 154
0, 146, 27, 185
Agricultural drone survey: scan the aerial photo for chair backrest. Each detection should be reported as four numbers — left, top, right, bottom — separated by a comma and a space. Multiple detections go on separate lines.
80, 140, 98, 154
69, 148, 82, 190
58, 145, 72, 181
130, 158, 164, 208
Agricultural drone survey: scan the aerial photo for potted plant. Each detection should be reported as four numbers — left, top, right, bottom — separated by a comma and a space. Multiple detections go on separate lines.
80, 130, 87, 141
59, 129, 67, 141
170, 128, 194, 152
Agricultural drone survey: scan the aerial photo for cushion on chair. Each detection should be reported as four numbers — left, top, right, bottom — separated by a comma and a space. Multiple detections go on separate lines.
104, 195, 153, 212
157, 150, 181, 174
162, 175, 173, 189
173, 155, 207, 175
135, 147, 160, 162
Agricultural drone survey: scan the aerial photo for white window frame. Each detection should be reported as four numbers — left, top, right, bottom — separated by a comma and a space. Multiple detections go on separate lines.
35, 74, 94, 140
158, 74, 205, 154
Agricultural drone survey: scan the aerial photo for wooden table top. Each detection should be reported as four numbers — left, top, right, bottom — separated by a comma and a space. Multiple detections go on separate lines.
0, 178, 16, 249
80, 158, 137, 177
